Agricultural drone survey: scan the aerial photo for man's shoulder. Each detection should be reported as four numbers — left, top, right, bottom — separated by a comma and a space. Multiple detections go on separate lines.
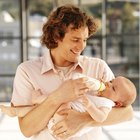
79, 55, 106, 65
18, 57, 43, 71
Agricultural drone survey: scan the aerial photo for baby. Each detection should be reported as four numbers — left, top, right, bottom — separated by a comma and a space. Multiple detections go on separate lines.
0, 74, 136, 139
80, 75, 136, 123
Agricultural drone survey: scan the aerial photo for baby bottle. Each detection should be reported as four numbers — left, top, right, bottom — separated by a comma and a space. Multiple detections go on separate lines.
72, 73, 105, 92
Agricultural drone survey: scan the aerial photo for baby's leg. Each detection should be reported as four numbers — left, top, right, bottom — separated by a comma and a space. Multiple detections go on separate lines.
0, 105, 36, 117
1, 90, 48, 117
0, 105, 17, 117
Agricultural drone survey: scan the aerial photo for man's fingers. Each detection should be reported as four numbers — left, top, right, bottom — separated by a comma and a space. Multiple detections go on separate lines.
76, 88, 89, 96
74, 77, 88, 82
53, 126, 67, 135
51, 121, 62, 131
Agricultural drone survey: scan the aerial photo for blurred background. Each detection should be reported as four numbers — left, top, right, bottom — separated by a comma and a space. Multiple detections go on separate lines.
0, 0, 139, 139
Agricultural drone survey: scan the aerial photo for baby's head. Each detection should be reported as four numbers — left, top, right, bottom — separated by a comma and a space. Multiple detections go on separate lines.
100, 76, 137, 107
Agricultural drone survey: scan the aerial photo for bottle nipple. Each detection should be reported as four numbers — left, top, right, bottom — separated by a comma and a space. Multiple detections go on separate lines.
98, 82, 106, 91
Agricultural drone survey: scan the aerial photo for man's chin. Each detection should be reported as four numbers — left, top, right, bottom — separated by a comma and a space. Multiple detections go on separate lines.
72, 56, 79, 63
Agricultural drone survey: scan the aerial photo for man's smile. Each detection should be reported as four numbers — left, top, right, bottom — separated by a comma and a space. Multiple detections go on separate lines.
70, 49, 81, 55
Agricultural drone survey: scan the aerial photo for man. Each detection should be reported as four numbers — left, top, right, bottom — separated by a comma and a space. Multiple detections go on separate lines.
11, 4, 133, 140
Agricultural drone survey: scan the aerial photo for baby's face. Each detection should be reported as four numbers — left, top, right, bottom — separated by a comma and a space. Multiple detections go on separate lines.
100, 77, 127, 102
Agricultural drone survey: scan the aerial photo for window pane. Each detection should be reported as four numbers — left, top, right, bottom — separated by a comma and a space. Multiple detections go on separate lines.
81, 0, 102, 35
0, 39, 21, 74
107, 1, 139, 34
0, 0, 20, 37
106, 36, 122, 65
81, 1, 102, 58
28, 0, 53, 37
57, 0, 79, 6
131, 78, 139, 108
83, 39, 102, 58
28, 39, 48, 59
107, 35, 139, 76
0, 77, 14, 102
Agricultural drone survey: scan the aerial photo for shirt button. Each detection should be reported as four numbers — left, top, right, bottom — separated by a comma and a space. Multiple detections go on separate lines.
60, 77, 63, 80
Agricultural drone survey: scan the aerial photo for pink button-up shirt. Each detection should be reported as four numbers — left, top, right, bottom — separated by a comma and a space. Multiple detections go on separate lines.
11, 49, 114, 140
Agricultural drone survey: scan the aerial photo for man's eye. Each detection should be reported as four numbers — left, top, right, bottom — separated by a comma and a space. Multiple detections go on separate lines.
73, 39, 79, 42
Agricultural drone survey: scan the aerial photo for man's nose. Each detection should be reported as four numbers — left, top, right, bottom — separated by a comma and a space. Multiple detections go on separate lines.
77, 41, 86, 50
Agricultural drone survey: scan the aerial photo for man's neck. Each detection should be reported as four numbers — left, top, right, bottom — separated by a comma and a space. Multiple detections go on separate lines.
50, 49, 74, 67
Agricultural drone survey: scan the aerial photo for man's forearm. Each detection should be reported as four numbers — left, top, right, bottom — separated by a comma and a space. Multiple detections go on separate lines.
101, 105, 133, 126
80, 105, 133, 128
18, 91, 62, 137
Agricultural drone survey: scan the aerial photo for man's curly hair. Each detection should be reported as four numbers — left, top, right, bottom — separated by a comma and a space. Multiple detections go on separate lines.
41, 4, 98, 49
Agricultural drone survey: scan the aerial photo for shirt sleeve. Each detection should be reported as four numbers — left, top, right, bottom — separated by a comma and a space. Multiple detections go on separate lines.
11, 63, 34, 106
87, 95, 115, 110
100, 60, 115, 82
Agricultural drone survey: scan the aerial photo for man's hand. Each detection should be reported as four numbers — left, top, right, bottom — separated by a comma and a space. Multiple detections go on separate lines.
80, 95, 92, 108
52, 109, 89, 139
55, 78, 92, 103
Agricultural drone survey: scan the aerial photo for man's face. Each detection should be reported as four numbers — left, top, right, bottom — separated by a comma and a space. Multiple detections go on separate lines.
51, 25, 89, 66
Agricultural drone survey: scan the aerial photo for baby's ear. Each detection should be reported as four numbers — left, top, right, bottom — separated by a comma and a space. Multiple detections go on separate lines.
115, 101, 123, 107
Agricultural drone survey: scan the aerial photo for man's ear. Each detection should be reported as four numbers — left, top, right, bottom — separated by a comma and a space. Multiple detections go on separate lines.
115, 101, 123, 107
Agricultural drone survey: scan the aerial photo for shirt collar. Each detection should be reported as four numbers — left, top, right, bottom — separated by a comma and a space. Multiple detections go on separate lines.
41, 49, 55, 74
72, 57, 83, 73
41, 49, 84, 74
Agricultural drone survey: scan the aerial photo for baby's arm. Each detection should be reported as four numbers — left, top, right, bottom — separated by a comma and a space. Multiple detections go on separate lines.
80, 95, 111, 122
